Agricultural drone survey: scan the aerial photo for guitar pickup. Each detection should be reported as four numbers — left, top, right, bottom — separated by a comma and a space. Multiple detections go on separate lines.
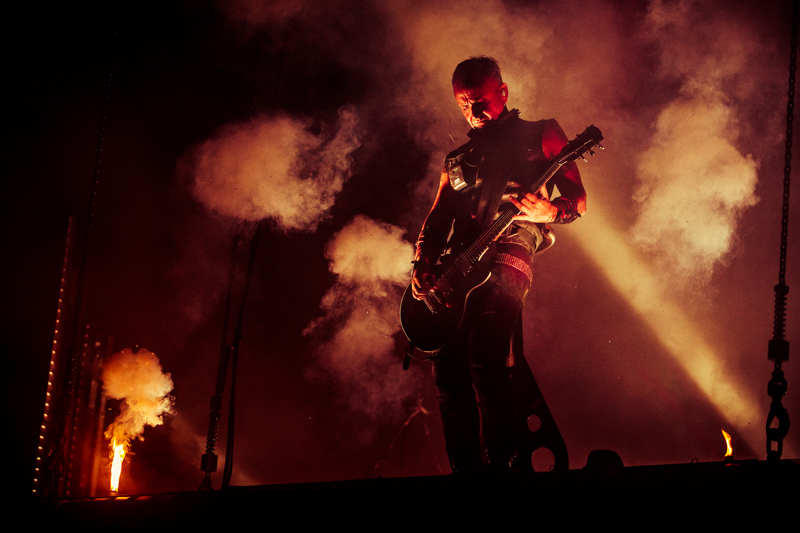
454, 256, 472, 275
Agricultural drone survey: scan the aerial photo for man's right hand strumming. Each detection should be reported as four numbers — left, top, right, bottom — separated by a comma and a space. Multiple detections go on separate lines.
412, 257, 437, 300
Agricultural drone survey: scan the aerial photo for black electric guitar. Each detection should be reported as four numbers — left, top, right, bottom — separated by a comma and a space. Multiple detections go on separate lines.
400, 125, 603, 354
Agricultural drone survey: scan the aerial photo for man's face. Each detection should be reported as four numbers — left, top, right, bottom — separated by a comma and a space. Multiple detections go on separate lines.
453, 75, 508, 129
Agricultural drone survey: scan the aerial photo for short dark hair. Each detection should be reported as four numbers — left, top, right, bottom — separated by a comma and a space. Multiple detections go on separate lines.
452, 56, 503, 88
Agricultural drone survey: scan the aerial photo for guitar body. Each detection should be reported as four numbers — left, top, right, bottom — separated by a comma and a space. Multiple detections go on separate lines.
400, 252, 494, 355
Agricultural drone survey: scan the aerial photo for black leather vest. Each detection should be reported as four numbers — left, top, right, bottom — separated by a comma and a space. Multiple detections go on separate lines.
444, 110, 555, 257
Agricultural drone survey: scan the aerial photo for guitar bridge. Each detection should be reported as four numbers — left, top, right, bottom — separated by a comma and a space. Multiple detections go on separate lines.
423, 297, 437, 314
425, 290, 446, 314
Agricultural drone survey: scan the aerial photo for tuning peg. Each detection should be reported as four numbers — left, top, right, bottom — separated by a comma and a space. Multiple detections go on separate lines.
589, 149, 595, 156
598, 144, 605, 150
580, 155, 588, 163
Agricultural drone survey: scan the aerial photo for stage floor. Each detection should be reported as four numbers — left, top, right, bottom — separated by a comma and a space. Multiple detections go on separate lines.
30, 458, 799, 526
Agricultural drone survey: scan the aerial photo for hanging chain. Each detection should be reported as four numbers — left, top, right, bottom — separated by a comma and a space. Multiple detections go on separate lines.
780, 1, 798, 289
766, 0, 798, 461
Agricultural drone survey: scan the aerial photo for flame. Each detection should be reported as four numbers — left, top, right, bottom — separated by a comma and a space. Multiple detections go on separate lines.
721, 429, 733, 458
110, 439, 126, 493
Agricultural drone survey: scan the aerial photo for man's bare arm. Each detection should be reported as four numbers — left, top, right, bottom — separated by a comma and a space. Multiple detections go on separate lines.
412, 168, 458, 299
511, 120, 586, 224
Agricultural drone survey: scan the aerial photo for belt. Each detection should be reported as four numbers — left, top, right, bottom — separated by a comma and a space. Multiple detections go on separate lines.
494, 252, 532, 283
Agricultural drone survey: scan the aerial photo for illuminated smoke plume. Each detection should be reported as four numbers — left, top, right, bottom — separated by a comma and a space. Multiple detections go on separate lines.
630, 0, 761, 283
187, 107, 361, 231
103, 348, 175, 451
304, 215, 418, 435
632, 95, 758, 281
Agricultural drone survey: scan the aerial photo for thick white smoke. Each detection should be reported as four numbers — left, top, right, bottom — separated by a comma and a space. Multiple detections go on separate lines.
325, 215, 414, 284
632, 94, 759, 280
187, 106, 361, 231
103, 348, 175, 448
631, 0, 762, 283
304, 215, 418, 432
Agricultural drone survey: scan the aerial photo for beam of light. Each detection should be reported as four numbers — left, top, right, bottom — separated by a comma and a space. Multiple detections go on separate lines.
571, 196, 763, 454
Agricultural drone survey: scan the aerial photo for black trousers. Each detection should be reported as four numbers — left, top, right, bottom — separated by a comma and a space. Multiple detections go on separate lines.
432, 262, 530, 473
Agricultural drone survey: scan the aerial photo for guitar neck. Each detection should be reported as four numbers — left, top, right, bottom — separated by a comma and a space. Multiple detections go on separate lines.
531, 159, 562, 195
464, 209, 517, 261
449, 124, 603, 274
461, 159, 563, 263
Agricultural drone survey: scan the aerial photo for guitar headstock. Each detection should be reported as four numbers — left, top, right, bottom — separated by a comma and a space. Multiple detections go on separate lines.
555, 125, 604, 165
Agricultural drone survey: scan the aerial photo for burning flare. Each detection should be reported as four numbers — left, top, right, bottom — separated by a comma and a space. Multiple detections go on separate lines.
101, 348, 174, 494
110, 439, 126, 493
721, 428, 733, 458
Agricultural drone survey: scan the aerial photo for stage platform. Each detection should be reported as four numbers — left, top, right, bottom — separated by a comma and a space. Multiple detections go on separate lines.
32, 459, 799, 526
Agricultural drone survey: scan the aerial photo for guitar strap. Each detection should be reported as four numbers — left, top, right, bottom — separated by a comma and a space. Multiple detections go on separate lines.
474, 115, 546, 229
474, 130, 517, 228
475, 169, 510, 229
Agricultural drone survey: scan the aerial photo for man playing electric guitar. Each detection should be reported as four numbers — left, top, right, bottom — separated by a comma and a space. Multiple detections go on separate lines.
411, 57, 587, 474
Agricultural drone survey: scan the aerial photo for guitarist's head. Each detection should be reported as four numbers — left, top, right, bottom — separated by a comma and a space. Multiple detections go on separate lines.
452, 56, 509, 130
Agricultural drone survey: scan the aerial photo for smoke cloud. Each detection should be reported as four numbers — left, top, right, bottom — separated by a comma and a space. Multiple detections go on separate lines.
103, 348, 175, 449
632, 94, 759, 281
630, 0, 762, 283
187, 106, 361, 231
304, 215, 417, 432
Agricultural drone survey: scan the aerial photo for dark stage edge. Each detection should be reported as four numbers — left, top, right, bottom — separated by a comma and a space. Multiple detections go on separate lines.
32, 459, 799, 525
